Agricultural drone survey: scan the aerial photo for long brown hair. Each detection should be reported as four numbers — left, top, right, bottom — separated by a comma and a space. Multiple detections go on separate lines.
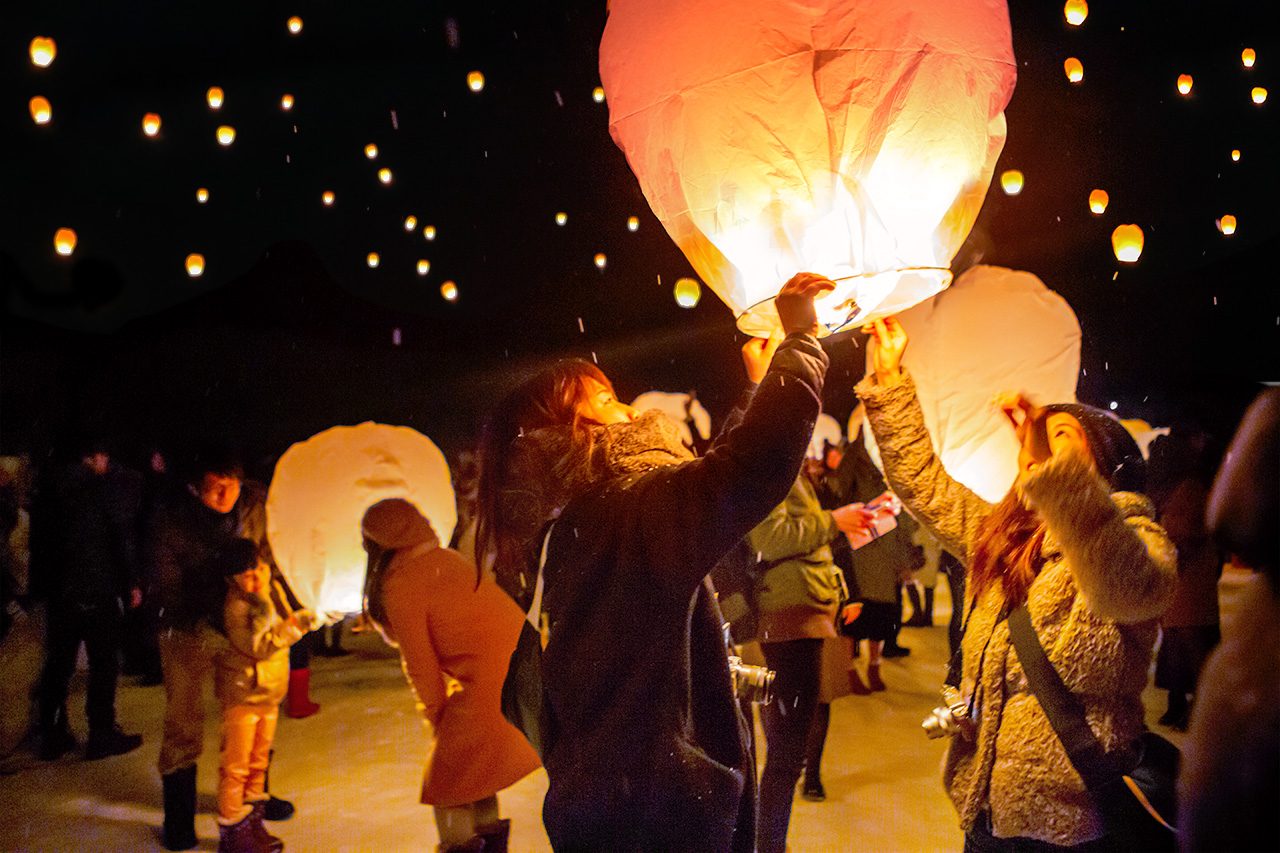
361, 541, 398, 646
475, 359, 615, 599
968, 491, 1048, 608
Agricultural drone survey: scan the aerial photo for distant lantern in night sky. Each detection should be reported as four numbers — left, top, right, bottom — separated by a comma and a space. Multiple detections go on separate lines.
1252, 86, 1268, 104
142, 113, 162, 137
287, 16, 303, 35
1089, 189, 1108, 214
366, 252, 380, 268
1242, 48, 1256, 68
1231, 148, 1241, 161
1112, 224, 1144, 263
322, 190, 335, 206
1063, 57, 1083, 83
185, 253, 205, 277
1000, 170, 1024, 195
216, 125, 236, 146
674, 277, 702, 308
196, 187, 209, 204
280, 93, 295, 111
627, 215, 640, 232
593, 86, 606, 103
207, 86, 224, 109
377, 167, 392, 184
29, 96, 51, 125
54, 228, 77, 256
364, 143, 378, 160
416, 259, 430, 276
467, 71, 485, 92
1177, 74, 1193, 95
441, 281, 459, 301
1063, 0, 1088, 26
1219, 215, 1237, 235
404, 215, 418, 231
423, 225, 437, 241
555, 211, 568, 226
29, 36, 56, 68
594, 253, 607, 270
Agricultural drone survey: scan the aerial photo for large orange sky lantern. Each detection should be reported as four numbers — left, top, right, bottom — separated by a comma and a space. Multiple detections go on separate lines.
600, 0, 1016, 336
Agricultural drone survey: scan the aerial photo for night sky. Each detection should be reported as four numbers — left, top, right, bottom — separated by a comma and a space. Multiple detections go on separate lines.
2, 0, 1277, 469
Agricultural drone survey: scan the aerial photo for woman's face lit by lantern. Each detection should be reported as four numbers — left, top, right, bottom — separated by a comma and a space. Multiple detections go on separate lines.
578, 378, 639, 426
1013, 410, 1090, 485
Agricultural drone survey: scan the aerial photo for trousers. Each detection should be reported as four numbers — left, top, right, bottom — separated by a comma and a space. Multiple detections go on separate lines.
758, 638, 823, 853
218, 703, 279, 822
39, 599, 123, 735
158, 626, 217, 775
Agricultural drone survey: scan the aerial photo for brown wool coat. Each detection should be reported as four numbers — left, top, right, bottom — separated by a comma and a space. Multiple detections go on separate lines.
215, 587, 305, 708
858, 371, 1177, 846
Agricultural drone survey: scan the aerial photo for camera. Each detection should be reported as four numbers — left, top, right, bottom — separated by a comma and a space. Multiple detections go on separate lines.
921, 686, 974, 739
728, 655, 775, 705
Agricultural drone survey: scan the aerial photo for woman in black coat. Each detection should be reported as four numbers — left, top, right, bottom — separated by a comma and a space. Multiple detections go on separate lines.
475, 274, 834, 852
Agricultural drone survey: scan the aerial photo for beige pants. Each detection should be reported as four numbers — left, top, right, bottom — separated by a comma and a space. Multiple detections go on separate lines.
218, 703, 279, 823
434, 796, 499, 847
158, 627, 217, 776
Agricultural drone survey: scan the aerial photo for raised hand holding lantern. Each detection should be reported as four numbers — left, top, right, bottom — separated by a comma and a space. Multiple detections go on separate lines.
600, 0, 1016, 335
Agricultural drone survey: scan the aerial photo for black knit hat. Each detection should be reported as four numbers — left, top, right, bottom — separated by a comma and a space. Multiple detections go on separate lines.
1041, 403, 1146, 493
216, 538, 261, 577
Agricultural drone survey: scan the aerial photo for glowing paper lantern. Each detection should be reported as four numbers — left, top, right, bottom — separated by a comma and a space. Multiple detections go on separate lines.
377, 167, 392, 184
467, 71, 485, 92
1177, 74, 1193, 95
627, 215, 640, 232
322, 190, 335, 206
1121, 420, 1170, 460
863, 264, 1081, 501
601, 0, 1017, 336
555, 212, 568, 226
592, 86, 606, 103
207, 86, 224, 109
594, 252, 607, 270
54, 228, 77, 256
809, 413, 844, 460
29, 37, 56, 68
1231, 149, 1241, 162
287, 16, 303, 35
1219, 215, 1237, 235
142, 113, 162, 137
1112, 224, 1144, 263
674, 277, 702, 308
631, 391, 712, 448
29, 97, 51, 125
1000, 169, 1024, 195
216, 125, 236, 146
1063, 57, 1083, 83
1242, 48, 1256, 68
1088, 189, 1108, 214
280, 93, 295, 111
267, 422, 457, 614
1252, 87, 1268, 105
416, 259, 430, 276
423, 225, 437, 241
365, 143, 378, 160
185, 253, 205, 277
367, 252, 380, 268
196, 187, 209, 204
441, 281, 459, 301
404, 215, 418, 231
1063, 0, 1088, 26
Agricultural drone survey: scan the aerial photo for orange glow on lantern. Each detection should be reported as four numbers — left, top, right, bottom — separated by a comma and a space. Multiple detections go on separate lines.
467, 71, 485, 92
1231, 149, 1241, 162
404, 215, 418, 231
1218, 215, 1237, 235
287, 16, 303, 34
593, 86, 606, 103
627, 215, 640, 232
54, 228, 77, 257
441, 281, 459, 301
1063, 0, 1088, 26
29, 37, 56, 68
1088, 189, 1108, 214
196, 187, 209, 204
322, 190, 335, 206
1111, 224, 1144, 263
29, 96, 52, 125
143, 113, 162, 137
280, 93, 295, 111
377, 167, 392, 184
1177, 74, 1193, 95
366, 252, 380, 269
555, 212, 568, 226
423, 225, 437, 241
1063, 57, 1083, 83
1242, 49, 1256, 68
207, 86, 224, 109
674, 277, 702, 308
364, 143, 378, 160
594, 253, 607, 270
216, 125, 236, 146
417, 260, 430, 276
1000, 170, 1024, 195
186, 254, 205, 277
1252, 87, 1268, 104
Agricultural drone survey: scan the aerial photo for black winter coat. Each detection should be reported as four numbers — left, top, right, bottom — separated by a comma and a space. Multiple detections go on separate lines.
539, 333, 828, 853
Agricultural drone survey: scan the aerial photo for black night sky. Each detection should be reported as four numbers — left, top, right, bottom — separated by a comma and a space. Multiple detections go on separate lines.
2, 0, 1277, 471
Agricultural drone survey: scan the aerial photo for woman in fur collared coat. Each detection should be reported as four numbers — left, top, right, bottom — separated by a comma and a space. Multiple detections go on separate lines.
857, 318, 1177, 851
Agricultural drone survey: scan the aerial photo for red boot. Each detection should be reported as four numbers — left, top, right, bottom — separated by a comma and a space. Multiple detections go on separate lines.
285, 669, 320, 719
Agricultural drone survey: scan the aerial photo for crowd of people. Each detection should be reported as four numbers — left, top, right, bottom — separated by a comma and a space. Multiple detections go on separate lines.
0, 274, 1276, 853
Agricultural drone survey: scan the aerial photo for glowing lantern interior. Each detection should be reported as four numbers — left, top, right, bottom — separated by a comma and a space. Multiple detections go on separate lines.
674, 277, 702, 308
601, 0, 1016, 336
416, 259, 430, 275
281, 94, 295, 111
1088, 189, 1108, 214
30, 97, 52, 124
322, 190, 335, 206
1000, 169, 1024, 195
196, 187, 209, 204
1242, 48, 1256, 68
555, 212, 568, 226
54, 228, 77, 256
1112, 224, 1144, 263
216, 125, 236, 146
1063, 57, 1083, 83
207, 87, 224, 109
143, 113, 162, 136
1063, 0, 1088, 26
1219, 215, 1237, 235
1252, 87, 1268, 105
423, 225, 437, 241
594, 252, 607, 270
365, 143, 378, 159
631, 392, 712, 448
185, 253, 205, 277
1177, 74, 1193, 95
467, 71, 485, 92
404, 215, 418, 231
593, 86, 606, 103
366, 252, 380, 268
377, 168, 392, 184
287, 16, 303, 35
267, 422, 457, 614
441, 281, 459, 301
30, 37, 56, 68
627, 216, 640, 232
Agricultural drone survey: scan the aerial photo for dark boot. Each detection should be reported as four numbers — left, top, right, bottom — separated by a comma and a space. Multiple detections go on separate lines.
801, 776, 827, 802
882, 641, 911, 658
248, 801, 284, 852
438, 838, 485, 853
285, 669, 320, 719
162, 765, 199, 851
922, 588, 935, 625
477, 818, 511, 853
262, 751, 295, 821
85, 725, 143, 760
905, 585, 929, 627
867, 663, 886, 692
217, 812, 260, 853
38, 706, 78, 761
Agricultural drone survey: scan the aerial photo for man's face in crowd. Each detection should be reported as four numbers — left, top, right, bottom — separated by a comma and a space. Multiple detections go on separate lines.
198, 473, 242, 514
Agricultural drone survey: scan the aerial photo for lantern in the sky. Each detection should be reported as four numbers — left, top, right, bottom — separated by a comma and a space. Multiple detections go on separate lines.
207, 87, 224, 109
196, 187, 209, 204
404, 215, 418, 231
592, 86, 606, 103
1177, 74, 1193, 95
367, 252, 380, 268
29, 37, 56, 68
365, 143, 378, 159
322, 190, 335, 206
281, 93, 295, 111
267, 422, 457, 614
1063, 0, 1088, 26
631, 392, 712, 448
1218, 215, 1237, 235
1088, 189, 1108, 214
29, 97, 52, 125
377, 167, 392, 184
1063, 57, 1083, 83
423, 225, 437, 241
185, 253, 205, 277
287, 16, 303, 35
601, 0, 1016, 336
594, 252, 607, 270
1112, 224, 1144, 263
674, 277, 702, 308
216, 125, 236, 146
143, 113, 162, 137
627, 215, 640, 232
441, 281, 459, 301
54, 228, 77, 256
1231, 149, 1241, 162
1000, 170, 1024, 195
1242, 48, 1256, 68
467, 71, 485, 93
555, 211, 568, 226
1252, 87, 1268, 105
416, 259, 430, 276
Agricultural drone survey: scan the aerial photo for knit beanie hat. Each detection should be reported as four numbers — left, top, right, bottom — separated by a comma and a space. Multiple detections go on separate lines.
360, 498, 439, 550
217, 537, 261, 577
1041, 403, 1146, 493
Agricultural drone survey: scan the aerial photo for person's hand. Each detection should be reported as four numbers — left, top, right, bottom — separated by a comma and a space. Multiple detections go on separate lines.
775, 273, 836, 337
832, 503, 877, 537
291, 609, 318, 633
862, 317, 908, 385
129, 587, 143, 610
995, 391, 1035, 443
841, 601, 864, 626
741, 331, 784, 384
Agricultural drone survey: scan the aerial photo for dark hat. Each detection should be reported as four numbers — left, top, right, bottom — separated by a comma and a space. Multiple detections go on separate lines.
216, 538, 261, 577
360, 499, 438, 550
1042, 403, 1146, 493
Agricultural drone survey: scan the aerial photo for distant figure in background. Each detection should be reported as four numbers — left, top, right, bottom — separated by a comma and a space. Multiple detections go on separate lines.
1180, 388, 1279, 852
31, 439, 144, 762
362, 499, 540, 853
122, 447, 169, 685
905, 521, 942, 627
1147, 429, 1223, 731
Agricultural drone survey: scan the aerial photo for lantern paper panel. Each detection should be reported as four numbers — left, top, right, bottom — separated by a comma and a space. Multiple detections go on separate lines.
631, 392, 712, 449
266, 422, 457, 614
808, 413, 844, 460
862, 265, 1081, 502
1121, 419, 1170, 460
601, 0, 1017, 337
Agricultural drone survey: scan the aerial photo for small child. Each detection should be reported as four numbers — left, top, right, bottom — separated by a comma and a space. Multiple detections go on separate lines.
213, 538, 314, 852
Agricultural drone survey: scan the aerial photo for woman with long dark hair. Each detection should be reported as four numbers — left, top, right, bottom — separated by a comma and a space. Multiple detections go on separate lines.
475, 274, 834, 852
856, 318, 1177, 852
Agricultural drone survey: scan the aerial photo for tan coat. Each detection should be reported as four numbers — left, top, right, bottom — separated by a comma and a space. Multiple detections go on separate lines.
380, 539, 541, 807
858, 372, 1176, 846
214, 587, 305, 708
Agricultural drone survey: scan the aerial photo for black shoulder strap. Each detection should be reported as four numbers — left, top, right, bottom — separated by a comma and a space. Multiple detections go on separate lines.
1007, 605, 1124, 788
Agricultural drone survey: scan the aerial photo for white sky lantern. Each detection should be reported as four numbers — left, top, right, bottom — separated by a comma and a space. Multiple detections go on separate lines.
1088, 188, 1108, 214
1064, 57, 1083, 83
404, 215, 418, 231
30, 37, 56, 68
287, 16, 303, 35
808, 413, 844, 460
365, 143, 378, 160
1231, 149, 1241, 162
674, 276, 702, 308
196, 187, 209, 204
555, 211, 568, 226
1063, 0, 1088, 26
863, 264, 1080, 502
594, 252, 607, 270
441, 281, 459, 301
322, 190, 335, 206
1177, 74, 1193, 95
416, 259, 430, 276
627, 215, 640, 232
601, 0, 1016, 336
631, 392, 712, 449
1000, 169, 1024, 195
29, 96, 52, 125
377, 167, 393, 184
467, 71, 485, 93
216, 125, 236, 146
423, 225, 437, 241
366, 252, 380, 268
143, 113, 162, 137
1252, 87, 1268, 105
1242, 48, 1256, 68
1219, 215, 1237, 235
281, 93, 295, 111
185, 253, 205, 277
593, 86, 606, 103
54, 228, 77, 257
267, 422, 456, 614
207, 86, 224, 109
1112, 224, 1144, 262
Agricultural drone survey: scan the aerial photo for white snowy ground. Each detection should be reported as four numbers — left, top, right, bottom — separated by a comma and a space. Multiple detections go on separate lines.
2, 570, 1243, 853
